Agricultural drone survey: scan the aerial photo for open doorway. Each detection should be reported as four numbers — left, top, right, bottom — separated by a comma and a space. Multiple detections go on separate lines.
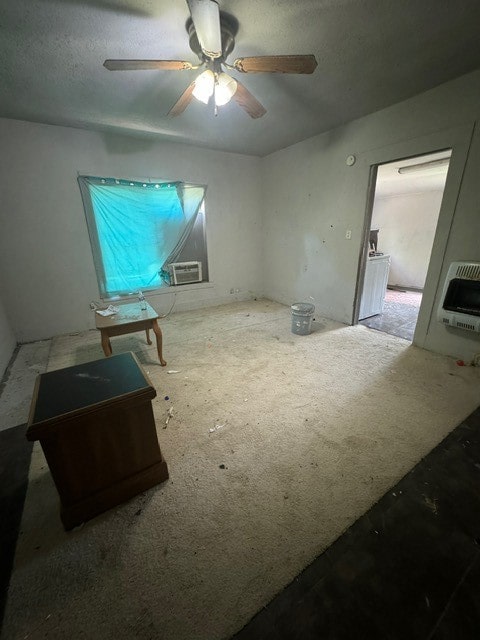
358, 150, 452, 341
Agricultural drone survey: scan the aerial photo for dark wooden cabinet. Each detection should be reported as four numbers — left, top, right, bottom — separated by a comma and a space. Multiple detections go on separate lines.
26, 352, 169, 530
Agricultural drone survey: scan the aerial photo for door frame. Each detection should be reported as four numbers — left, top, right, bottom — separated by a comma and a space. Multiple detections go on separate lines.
352, 124, 475, 348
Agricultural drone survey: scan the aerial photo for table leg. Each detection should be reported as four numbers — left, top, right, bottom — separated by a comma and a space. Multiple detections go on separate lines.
152, 320, 167, 366
145, 328, 152, 345
101, 332, 112, 357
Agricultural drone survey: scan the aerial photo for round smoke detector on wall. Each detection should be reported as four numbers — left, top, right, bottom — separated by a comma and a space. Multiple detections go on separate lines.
346, 155, 356, 166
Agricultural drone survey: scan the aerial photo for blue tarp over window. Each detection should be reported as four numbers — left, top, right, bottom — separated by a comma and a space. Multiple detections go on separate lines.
79, 177, 206, 297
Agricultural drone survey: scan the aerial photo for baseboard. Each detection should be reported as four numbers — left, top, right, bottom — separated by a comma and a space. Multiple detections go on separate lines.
387, 285, 423, 293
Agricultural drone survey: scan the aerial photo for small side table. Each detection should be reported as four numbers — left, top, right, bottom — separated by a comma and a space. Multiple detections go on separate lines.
26, 352, 169, 530
95, 301, 166, 366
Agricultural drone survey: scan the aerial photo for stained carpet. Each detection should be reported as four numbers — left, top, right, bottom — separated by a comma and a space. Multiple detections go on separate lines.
1, 300, 479, 640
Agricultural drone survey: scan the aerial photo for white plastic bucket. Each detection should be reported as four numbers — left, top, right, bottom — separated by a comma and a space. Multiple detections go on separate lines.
291, 302, 315, 335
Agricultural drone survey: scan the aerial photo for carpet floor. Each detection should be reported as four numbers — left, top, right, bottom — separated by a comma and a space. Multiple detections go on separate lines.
232, 404, 480, 639
1, 300, 479, 640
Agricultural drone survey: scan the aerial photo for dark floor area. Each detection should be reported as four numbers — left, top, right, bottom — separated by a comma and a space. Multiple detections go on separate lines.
360, 288, 422, 341
233, 406, 480, 640
2, 408, 480, 639
0, 425, 33, 631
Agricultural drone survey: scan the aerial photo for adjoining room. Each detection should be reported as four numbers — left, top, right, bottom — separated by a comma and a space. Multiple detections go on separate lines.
359, 150, 451, 341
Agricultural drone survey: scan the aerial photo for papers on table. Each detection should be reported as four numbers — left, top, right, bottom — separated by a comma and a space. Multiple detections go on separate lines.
95, 305, 119, 317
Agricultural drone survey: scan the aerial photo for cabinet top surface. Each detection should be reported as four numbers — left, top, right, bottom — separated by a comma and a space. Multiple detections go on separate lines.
28, 352, 154, 427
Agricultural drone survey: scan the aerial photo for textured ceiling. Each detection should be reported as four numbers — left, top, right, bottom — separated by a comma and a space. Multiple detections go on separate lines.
2, 0, 480, 157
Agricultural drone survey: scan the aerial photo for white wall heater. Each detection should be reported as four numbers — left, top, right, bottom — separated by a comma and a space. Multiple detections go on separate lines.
168, 261, 202, 285
437, 261, 480, 332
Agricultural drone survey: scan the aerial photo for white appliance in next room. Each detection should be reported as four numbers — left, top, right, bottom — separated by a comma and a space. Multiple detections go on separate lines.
359, 254, 391, 320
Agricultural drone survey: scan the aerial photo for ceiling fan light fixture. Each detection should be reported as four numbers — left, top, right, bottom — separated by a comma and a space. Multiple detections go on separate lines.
104, 1, 316, 119
214, 72, 238, 106
192, 69, 215, 104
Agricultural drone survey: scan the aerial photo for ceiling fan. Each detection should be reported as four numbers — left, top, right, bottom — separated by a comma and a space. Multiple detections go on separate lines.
103, 0, 317, 119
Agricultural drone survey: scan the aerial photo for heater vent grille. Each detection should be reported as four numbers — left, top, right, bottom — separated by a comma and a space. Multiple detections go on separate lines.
437, 261, 480, 332
456, 321, 476, 332
455, 263, 480, 280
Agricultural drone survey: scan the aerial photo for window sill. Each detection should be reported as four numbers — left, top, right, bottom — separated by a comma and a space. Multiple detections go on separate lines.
151, 281, 215, 295
102, 281, 214, 302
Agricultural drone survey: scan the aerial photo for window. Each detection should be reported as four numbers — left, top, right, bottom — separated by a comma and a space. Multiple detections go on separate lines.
78, 176, 207, 298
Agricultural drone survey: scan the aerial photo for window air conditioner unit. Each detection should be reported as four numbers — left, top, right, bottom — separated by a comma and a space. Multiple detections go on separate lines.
168, 261, 202, 285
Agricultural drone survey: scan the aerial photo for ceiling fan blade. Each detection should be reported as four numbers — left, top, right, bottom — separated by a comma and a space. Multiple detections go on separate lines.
233, 55, 318, 74
232, 81, 266, 119
104, 59, 195, 71
168, 81, 196, 117
186, 0, 222, 58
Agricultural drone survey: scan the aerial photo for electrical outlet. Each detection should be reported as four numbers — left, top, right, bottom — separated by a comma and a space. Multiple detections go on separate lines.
345, 230, 352, 239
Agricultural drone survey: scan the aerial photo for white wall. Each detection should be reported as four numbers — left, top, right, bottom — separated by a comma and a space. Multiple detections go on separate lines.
0, 291, 16, 377
2, 70, 480, 361
371, 191, 443, 289
0, 120, 262, 342
262, 68, 480, 361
